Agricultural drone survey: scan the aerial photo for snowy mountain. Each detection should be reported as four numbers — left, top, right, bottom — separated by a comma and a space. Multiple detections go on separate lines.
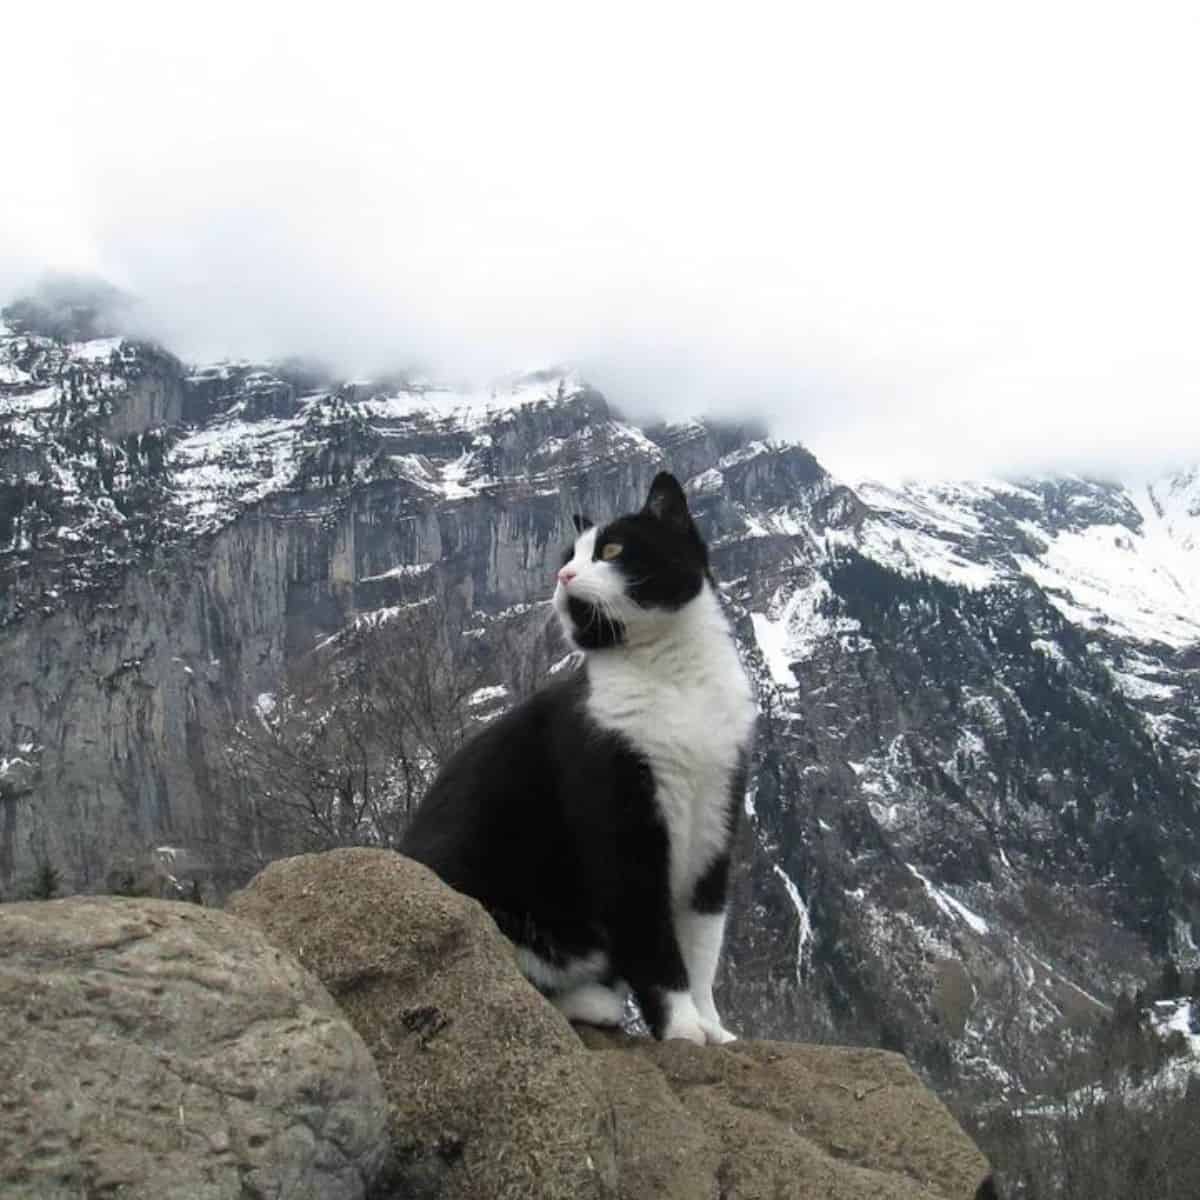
630, 449, 1196, 1100
2, 290, 1199, 1125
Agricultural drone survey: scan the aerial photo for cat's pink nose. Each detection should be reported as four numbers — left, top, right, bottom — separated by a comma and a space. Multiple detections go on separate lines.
558, 566, 577, 586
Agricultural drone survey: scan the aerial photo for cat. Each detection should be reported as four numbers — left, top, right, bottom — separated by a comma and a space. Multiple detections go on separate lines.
401, 471, 757, 1044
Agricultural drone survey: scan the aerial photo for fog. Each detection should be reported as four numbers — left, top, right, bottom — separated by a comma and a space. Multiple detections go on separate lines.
3, 2, 1198, 481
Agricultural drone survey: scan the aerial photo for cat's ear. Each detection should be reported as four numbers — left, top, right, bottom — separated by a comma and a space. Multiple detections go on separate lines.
642, 472, 692, 531
572, 513, 594, 534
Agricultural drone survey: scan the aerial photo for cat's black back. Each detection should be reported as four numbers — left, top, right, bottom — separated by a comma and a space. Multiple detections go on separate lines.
401, 670, 672, 976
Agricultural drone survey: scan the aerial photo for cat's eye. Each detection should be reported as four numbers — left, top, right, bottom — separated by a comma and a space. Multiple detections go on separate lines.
600, 542, 623, 561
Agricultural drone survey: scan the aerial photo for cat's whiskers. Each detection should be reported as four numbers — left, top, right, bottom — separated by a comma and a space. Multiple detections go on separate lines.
585, 593, 618, 643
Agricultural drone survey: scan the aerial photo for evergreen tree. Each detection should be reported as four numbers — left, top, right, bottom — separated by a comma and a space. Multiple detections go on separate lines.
30, 860, 61, 900
1113, 989, 1139, 1032
1160, 958, 1182, 998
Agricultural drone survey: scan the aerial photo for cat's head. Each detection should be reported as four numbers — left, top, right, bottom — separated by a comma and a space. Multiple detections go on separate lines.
553, 472, 710, 650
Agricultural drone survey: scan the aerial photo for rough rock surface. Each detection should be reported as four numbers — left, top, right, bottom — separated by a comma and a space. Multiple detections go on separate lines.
0, 897, 388, 1200
231, 848, 994, 1199
581, 1028, 995, 1199
230, 847, 619, 1200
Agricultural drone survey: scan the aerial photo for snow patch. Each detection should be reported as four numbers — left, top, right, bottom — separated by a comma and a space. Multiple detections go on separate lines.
360, 370, 585, 431
743, 784, 758, 819
906, 864, 990, 935
750, 576, 862, 687
360, 562, 434, 582
168, 412, 309, 532
688, 468, 725, 497
1149, 999, 1200, 1074
1017, 521, 1200, 648
772, 863, 813, 983
69, 337, 125, 362
841, 479, 1002, 590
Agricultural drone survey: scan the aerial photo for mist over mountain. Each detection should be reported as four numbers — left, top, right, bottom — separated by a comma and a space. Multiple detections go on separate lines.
5, 6, 1199, 484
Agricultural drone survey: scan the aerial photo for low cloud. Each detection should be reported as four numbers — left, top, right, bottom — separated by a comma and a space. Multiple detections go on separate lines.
3, 2, 1197, 481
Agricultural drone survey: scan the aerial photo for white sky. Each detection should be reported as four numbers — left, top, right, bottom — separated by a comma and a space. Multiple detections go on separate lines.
2, 1, 1198, 481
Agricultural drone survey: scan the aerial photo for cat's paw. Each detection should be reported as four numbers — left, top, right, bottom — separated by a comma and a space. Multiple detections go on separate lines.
554, 982, 627, 1027
663, 1015, 708, 1044
698, 1017, 737, 1045
662, 992, 707, 1044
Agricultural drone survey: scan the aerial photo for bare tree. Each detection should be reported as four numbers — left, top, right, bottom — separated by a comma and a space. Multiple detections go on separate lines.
974, 982, 1200, 1199
213, 604, 485, 882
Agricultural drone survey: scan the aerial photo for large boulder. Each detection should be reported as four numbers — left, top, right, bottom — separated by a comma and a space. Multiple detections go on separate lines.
232, 849, 996, 1199
229, 848, 620, 1200
0, 896, 388, 1200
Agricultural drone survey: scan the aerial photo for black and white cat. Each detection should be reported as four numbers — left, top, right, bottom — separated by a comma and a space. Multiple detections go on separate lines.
401, 472, 756, 1044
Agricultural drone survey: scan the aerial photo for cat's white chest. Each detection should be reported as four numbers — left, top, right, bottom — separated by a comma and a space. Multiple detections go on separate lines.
583, 596, 756, 901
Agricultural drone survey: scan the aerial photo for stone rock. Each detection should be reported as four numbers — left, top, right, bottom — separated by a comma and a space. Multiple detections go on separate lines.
231, 848, 995, 1200
588, 1044, 721, 1199
0, 896, 388, 1200
580, 1028, 995, 1199
229, 847, 620, 1200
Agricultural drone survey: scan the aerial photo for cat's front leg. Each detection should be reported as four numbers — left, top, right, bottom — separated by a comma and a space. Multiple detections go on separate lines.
609, 911, 708, 1044
678, 853, 737, 1044
598, 863, 707, 1042
659, 989, 709, 1044
677, 908, 735, 1043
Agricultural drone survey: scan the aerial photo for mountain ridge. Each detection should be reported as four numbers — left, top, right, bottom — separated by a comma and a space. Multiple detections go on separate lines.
2, 300, 1198, 1123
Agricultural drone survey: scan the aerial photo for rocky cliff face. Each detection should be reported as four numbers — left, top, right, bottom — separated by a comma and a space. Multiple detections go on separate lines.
2, 297, 1198, 1116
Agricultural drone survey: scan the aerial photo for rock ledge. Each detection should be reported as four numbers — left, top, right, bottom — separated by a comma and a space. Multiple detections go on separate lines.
231, 849, 996, 1200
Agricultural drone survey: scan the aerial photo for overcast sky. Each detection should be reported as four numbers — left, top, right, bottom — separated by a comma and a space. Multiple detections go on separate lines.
2, 1, 1198, 480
